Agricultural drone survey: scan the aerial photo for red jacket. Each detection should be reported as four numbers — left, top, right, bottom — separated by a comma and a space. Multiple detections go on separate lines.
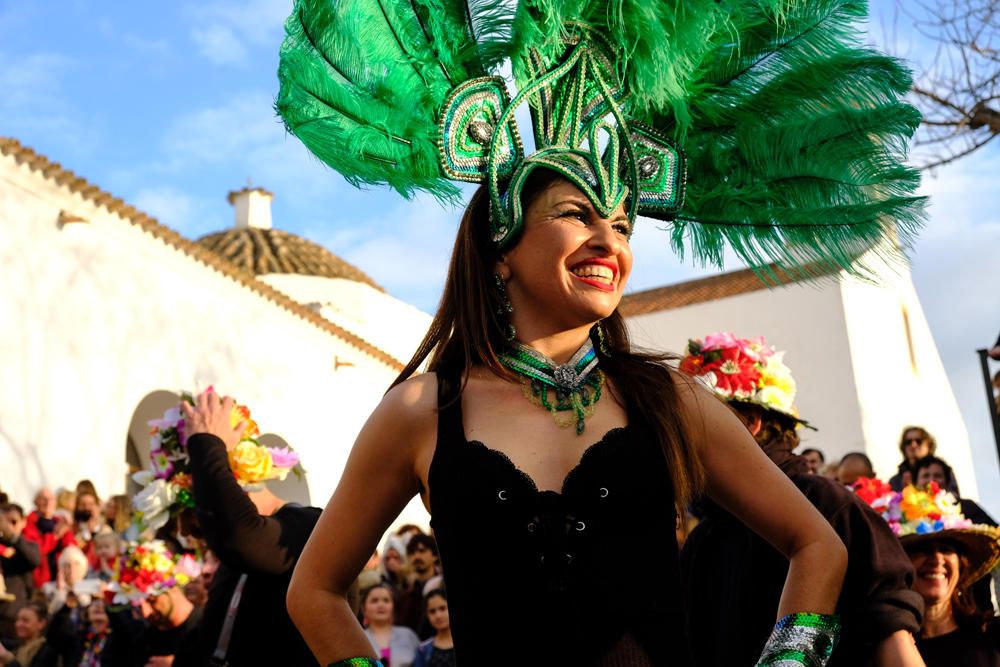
21, 511, 77, 588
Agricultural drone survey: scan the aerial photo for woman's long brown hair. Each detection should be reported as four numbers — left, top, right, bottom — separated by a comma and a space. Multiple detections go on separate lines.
391, 179, 705, 509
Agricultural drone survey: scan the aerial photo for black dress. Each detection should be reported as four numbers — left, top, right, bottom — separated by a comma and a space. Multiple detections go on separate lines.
917, 625, 1000, 667
428, 369, 691, 667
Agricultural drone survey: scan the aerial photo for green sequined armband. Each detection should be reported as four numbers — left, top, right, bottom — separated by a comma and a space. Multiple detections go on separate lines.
327, 659, 383, 667
755, 612, 841, 667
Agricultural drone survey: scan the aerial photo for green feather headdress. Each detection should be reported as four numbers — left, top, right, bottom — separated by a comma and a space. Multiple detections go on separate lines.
276, 0, 924, 272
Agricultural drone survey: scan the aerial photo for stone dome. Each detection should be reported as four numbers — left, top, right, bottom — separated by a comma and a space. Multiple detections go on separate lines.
196, 227, 383, 291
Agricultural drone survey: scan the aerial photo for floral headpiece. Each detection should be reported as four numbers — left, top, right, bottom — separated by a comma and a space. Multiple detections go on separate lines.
132, 390, 303, 532
852, 477, 1000, 585
679, 332, 807, 425
110, 540, 202, 604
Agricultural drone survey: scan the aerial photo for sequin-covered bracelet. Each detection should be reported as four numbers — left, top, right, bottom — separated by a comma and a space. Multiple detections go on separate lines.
327, 659, 383, 667
755, 612, 841, 666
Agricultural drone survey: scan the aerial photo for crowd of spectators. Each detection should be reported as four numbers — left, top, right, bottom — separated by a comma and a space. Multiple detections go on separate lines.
0, 422, 997, 666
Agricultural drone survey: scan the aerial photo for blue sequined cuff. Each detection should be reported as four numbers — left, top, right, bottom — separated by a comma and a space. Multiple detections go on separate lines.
327, 659, 383, 667
755, 612, 841, 666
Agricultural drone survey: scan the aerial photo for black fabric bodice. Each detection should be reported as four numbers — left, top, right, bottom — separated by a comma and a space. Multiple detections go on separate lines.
428, 370, 691, 666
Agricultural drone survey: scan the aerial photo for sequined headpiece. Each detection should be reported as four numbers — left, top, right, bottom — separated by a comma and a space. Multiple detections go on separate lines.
277, 0, 923, 271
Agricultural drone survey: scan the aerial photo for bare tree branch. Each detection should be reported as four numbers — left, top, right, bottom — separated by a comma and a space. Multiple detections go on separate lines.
896, 0, 1000, 169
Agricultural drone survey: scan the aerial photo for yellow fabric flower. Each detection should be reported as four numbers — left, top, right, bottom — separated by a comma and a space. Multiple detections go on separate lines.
228, 441, 274, 484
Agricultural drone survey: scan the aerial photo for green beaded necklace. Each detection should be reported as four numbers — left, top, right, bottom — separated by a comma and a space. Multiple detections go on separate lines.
498, 339, 604, 435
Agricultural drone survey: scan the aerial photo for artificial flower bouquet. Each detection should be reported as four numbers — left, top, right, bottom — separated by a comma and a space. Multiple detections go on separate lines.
111, 539, 201, 604
851, 477, 973, 536
132, 390, 302, 531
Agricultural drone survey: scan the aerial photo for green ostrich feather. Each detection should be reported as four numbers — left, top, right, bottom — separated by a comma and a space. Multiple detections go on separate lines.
276, 0, 925, 279
276, 0, 510, 201
637, 0, 926, 275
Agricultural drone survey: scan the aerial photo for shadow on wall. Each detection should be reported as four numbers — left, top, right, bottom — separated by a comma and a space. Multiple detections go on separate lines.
258, 433, 312, 507
125, 390, 182, 495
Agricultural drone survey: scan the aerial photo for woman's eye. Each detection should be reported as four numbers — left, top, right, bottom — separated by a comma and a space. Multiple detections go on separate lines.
614, 222, 632, 236
558, 209, 588, 222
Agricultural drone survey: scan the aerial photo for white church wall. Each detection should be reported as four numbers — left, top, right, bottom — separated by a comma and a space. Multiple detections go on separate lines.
625, 281, 868, 464
259, 273, 432, 365
838, 255, 978, 498
0, 156, 408, 515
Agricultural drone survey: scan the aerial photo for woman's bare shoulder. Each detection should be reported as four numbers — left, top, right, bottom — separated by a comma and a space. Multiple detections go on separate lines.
377, 372, 440, 423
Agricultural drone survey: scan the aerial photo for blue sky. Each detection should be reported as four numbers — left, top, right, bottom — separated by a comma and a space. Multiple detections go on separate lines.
3, 1, 999, 512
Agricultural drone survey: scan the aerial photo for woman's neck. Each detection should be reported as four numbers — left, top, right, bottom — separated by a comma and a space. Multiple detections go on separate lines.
434, 628, 453, 648
921, 600, 959, 638
513, 327, 593, 364
368, 620, 393, 634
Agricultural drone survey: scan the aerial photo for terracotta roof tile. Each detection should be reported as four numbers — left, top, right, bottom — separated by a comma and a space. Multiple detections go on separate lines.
620, 264, 830, 316
0, 137, 404, 371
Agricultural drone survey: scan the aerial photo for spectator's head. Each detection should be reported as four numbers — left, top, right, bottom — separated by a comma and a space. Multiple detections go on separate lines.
84, 598, 109, 633
34, 487, 56, 519
915, 456, 960, 495
56, 489, 76, 513
200, 549, 220, 590
406, 534, 439, 577
14, 601, 48, 642
425, 588, 450, 634
75, 479, 99, 502
0, 503, 26, 539
837, 452, 874, 486
382, 536, 407, 577
104, 494, 132, 534
395, 524, 425, 543
93, 531, 121, 562
729, 403, 801, 453
799, 448, 825, 474
907, 537, 990, 633
58, 545, 90, 585
361, 583, 395, 627
74, 492, 101, 525
899, 426, 936, 465
144, 586, 194, 631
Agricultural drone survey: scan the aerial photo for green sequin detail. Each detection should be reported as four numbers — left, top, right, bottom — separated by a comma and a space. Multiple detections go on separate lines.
327, 659, 383, 667
499, 340, 604, 435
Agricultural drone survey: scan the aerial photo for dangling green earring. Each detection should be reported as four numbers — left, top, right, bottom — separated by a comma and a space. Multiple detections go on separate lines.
595, 320, 611, 357
494, 273, 516, 342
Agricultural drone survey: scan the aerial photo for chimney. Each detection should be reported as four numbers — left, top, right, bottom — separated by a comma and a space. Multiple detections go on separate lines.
227, 185, 274, 230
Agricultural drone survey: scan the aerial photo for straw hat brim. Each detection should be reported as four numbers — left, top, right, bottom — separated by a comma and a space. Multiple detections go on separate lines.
900, 525, 1000, 586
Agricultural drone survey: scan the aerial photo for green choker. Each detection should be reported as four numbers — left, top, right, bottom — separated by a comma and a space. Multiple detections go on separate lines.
499, 339, 604, 435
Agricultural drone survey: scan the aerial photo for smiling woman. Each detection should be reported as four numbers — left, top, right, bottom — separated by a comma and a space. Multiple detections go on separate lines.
267, 0, 931, 664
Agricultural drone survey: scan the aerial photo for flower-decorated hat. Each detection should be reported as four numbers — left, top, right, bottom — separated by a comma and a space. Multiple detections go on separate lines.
132, 390, 302, 532
110, 540, 202, 605
852, 477, 1000, 586
679, 332, 809, 426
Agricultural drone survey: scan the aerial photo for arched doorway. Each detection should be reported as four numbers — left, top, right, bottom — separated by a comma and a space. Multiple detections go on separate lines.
125, 390, 181, 495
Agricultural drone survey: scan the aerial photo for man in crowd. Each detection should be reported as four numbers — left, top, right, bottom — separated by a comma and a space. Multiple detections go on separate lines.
182, 389, 322, 666
21, 488, 75, 589
396, 535, 442, 639
799, 447, 825, 474
140, 580, 202, 666
0, 503, 40, 642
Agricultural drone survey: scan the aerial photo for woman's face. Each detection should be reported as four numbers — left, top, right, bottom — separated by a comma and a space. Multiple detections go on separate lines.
909, 541, 961, 607
383, 548, 403, 574
426, 595, 450, 632
917, 463, 948, 488
76, 494, 99, 518
903, 430, 931, 463
364, 587, 394, 625
14, 608, 45, 640
87, 600, 109, 632
500, 178, 633, 334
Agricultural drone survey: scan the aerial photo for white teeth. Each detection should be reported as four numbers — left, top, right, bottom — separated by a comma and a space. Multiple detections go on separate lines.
572, 264, 614, 282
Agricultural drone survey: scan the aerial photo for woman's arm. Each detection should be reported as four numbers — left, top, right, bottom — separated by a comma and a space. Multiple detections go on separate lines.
287, 374, 437, 665
678, 377, 848, 617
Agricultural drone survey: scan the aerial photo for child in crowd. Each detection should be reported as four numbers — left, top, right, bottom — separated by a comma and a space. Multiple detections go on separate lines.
413, 590, 455, 667
88, 532, 120, 582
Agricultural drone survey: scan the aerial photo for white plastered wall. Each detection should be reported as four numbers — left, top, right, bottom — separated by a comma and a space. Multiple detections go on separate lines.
0, 154, 433, 530
838, 251, 977, 498
625, 280, 868, 465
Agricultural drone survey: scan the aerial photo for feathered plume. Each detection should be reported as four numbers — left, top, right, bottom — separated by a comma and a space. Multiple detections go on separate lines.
638, 0, 925, 274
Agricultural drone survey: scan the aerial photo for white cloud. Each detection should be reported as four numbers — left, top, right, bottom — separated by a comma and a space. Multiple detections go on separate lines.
191, 24, 247, 65
187, 0, 291, 65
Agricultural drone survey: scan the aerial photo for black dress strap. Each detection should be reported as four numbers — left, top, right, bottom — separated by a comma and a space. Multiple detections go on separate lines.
435, 365, 466, 446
